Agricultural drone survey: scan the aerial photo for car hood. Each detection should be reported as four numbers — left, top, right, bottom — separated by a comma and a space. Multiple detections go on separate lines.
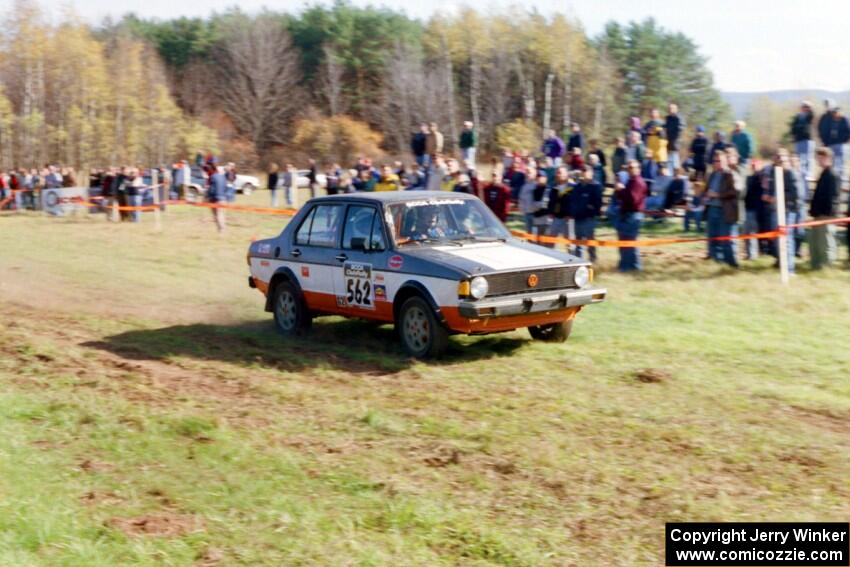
400, 239, 582, 275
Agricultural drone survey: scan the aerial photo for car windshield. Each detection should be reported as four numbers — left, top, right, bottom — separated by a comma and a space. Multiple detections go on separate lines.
387, 198, 510, 247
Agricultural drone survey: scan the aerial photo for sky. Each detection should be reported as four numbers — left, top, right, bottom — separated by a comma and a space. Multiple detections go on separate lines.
5, 0, 850, 92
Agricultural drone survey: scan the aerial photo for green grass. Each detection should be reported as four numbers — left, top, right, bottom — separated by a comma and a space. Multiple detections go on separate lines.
0, 193, 849, 565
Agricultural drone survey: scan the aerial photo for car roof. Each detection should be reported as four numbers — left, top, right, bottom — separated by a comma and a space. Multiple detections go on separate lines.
305, 191, 477, 205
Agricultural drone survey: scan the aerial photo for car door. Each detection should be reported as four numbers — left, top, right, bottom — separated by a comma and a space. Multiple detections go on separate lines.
333, 203, 393, 321
290, 202, 346, 314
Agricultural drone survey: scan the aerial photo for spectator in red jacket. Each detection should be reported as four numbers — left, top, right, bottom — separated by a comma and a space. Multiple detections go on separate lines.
614, 160, 648, 271
483, 172, 511, 222
568, 147, 585, 171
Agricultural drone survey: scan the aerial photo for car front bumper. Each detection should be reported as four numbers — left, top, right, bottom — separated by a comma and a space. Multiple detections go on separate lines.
457, 287, 606, 319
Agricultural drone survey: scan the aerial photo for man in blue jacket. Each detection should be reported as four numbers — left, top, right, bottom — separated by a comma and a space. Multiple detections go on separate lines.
566, 123, 585, 154
208, 165, 228, 233
410, 123, 429, 167
790, 101, 814, 181
664, 103, 684, 171
541, 130, 566, 166
818, 100, 850, 187
689, 126, 709, 181
730, 121, 755, 166
569, 165, 603, 261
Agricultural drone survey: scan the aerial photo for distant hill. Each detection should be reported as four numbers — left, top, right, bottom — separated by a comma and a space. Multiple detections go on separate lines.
722, 90, 850, 118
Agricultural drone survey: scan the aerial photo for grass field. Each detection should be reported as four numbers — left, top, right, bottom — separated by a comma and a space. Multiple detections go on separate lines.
1, 190, 849, 566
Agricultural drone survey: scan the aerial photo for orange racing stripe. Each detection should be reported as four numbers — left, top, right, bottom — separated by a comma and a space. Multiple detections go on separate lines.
253, 279, 581, 333
441, 305, 581, 334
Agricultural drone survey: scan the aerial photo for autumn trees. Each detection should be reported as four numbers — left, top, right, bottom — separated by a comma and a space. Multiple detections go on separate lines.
0, 0, 215, 170
214, 14, 304, 154
0, 1, 730, 169
597, 19, 730, 137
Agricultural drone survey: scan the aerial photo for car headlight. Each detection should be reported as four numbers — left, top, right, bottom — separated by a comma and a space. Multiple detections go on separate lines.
470, 276, 489, 299
574, 266, 590, 288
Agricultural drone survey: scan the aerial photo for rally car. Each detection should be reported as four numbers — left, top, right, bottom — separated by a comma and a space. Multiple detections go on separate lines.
246, 191, 606, 358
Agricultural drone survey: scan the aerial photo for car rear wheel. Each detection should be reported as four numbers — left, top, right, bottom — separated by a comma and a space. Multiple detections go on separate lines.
398, 296, 448, 358
528, 320, 572, 342
273, 281, 311, 336
240, 183, 254, 195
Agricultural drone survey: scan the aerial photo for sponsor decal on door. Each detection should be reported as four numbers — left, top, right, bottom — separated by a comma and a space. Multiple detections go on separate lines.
374, 284, 387, 300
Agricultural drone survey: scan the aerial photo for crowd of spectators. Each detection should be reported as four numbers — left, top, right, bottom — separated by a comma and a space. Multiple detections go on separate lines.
3, 101, 849, 269
275, 103, 848, 273
0, 153, 246, 231
0, 165, 76, 210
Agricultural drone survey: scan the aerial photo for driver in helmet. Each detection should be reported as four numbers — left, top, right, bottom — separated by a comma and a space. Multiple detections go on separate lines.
412, 205, 447, 240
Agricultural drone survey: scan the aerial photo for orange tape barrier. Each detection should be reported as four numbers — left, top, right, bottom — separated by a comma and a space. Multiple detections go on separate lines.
510, 229, 781, 248
789, 215, 850, 229
6, 192, 300, 215
82, 199, 299, 214
4, 187, 849, 236
188, 201, 298, 216
88, 196, 298, 215
510, 216, 850, 248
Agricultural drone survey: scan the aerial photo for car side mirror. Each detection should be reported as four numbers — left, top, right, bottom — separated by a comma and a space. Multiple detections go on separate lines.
350, 237, 368, 251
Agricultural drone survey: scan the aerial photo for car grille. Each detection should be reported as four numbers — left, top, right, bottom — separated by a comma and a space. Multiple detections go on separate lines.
486, 267, 579, 297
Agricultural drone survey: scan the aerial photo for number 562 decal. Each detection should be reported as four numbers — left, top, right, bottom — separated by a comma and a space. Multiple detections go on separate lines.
343, 262, 375, 309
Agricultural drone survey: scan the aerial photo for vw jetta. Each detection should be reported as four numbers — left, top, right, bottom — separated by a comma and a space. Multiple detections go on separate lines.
247, 191, 606, 358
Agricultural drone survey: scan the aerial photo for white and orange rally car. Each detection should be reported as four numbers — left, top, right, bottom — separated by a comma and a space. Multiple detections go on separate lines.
247, 191, 606, 358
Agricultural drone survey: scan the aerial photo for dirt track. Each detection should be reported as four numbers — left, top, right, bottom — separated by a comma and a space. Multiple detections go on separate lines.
3, 212, 850, 565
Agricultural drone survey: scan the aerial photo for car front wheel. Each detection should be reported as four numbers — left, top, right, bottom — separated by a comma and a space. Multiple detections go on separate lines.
273, 281, 311, 335
528, 320, 572, 342
240, 183, 254, 195
398, 296, 448, 358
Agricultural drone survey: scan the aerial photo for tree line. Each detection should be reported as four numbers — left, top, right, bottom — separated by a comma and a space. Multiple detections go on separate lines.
0, 0, 732, 169
0, 0, 217, 170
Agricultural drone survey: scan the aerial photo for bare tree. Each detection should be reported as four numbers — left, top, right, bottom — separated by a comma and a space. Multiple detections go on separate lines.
562, 59, 572, 133
320, 45, 345, 116
481, 46, 515, 147
381, 42, 434, 153
439, 35, 458, 153
513, 55, 535, 123
1, 0, 48, 167
592, 48, 613, 139
214, 15, 303, 153
170, 59, 215, 117
469, 53, 482, 142
542, 72, 554, 133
